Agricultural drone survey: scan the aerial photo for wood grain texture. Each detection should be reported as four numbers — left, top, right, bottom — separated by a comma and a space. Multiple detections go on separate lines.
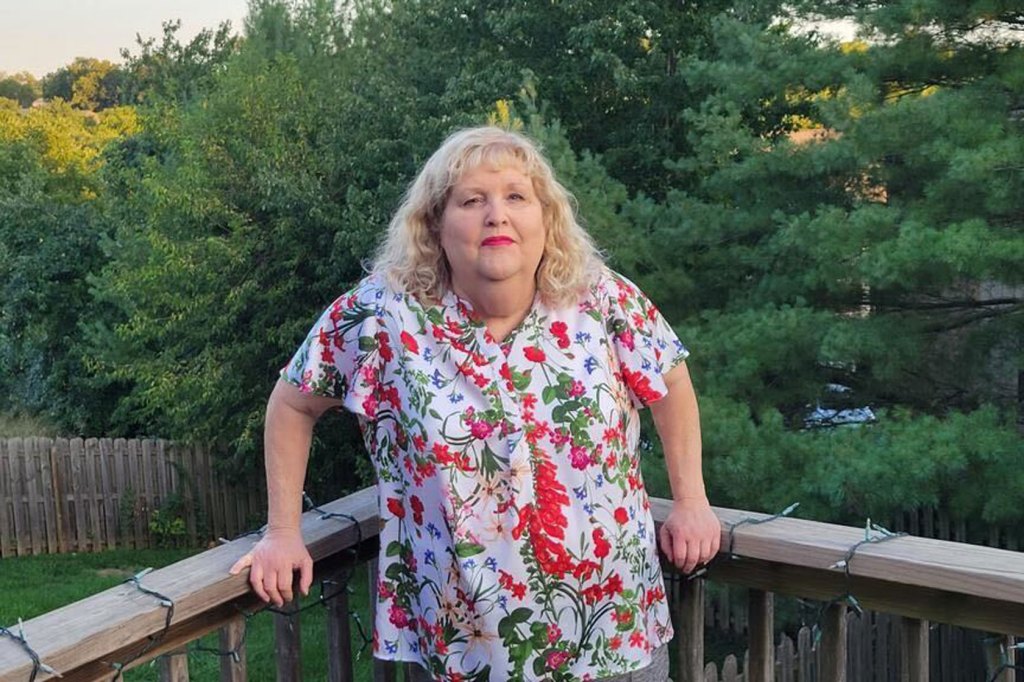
0, 486, 379, 681
650, 499, 1024, 635
746, 589, 773, 682
675, 577, 705, 682
218, 615, 248, 682
901, 617, 929, 682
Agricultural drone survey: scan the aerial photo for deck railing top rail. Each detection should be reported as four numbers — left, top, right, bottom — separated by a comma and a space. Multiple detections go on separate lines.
1, 487, 1022, 681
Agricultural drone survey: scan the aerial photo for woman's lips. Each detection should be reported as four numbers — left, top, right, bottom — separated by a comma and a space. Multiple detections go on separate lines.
481, 236, 515, 246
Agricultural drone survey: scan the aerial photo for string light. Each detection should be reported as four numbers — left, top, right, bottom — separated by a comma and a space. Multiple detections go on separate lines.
0, 620, 59, 681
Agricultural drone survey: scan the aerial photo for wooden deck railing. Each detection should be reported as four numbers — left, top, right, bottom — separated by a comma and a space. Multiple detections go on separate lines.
0, 486, 1021, 681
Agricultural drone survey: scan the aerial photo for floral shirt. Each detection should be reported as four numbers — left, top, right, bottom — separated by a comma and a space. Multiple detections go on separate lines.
283, 268, 689, 682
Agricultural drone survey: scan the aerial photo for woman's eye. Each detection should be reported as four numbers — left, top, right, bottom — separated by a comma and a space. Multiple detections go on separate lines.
509, 193, 525, 201
463, 196, 482, 206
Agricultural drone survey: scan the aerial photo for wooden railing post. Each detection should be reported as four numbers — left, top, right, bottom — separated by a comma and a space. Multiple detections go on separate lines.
747, 589, 774, 682
326, 571, 354, 682
274, 598, 302, 681
820, 602, 848, 682
900, 617, 929, 682
676, 577, 706, 682
158, 650, 189, 681
219, 614, 247, 681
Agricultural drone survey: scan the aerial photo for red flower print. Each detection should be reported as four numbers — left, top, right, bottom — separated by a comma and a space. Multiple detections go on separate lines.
524, 346, 546, 362
629, 630, 645, 648
410, 495, 424, 525
386, 497, 405, 519
593, 528, 610, 558
550, 321, 571, 349
582, 583, 604, 604
498, 570, 527, 600
361, 394, 378, 418
572, 559, 599, 581
609, 635, 622, 651
621, 367, 663, 404
376, 331, 394, 361
400, 330, 419, 354
603, 573, 623, 596
614, 507, 629, 524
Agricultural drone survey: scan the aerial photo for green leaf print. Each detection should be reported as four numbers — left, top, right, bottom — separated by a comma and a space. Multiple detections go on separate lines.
454, 541, 486, 557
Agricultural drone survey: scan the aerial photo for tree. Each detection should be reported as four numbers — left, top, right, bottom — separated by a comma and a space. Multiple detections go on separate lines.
119, 20, 239, 105
0, 102, 139, 431
0, 72, 41, 107
42, 58, 125, 110
622, 4, 1024, 523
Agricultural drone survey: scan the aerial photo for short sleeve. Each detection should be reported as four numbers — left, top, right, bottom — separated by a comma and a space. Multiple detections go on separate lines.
280, 279, 384, 417
604, 272, 690, 408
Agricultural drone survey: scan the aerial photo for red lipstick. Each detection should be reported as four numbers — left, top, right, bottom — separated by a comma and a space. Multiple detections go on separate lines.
481, 236, 515, 246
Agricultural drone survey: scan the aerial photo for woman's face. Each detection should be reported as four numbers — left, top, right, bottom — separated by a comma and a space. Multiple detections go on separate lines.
439, 163, 546, 297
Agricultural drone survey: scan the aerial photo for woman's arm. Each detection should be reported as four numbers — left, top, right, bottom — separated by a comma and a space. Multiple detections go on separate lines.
649, 362, 721, 573
229, 378, 342, 606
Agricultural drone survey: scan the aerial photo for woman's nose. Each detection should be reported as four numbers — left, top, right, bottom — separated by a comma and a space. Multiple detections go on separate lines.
485, 201, 509, 226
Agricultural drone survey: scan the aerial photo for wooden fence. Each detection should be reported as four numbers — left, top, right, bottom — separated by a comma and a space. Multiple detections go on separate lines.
691, 596, 993, 681
0, 438, 265, 557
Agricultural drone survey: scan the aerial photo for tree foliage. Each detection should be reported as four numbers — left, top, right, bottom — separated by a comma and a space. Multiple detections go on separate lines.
0, 72, 42, 107
4, 0, 1021, 520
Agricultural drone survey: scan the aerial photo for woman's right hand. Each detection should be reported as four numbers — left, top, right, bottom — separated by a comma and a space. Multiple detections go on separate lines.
229, 527, 313, 607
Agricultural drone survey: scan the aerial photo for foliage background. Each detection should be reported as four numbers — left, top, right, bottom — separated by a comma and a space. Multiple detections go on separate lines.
1, 0, 1021, 528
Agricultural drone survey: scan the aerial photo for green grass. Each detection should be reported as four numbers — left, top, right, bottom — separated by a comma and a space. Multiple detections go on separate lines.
1, 549, 376, 681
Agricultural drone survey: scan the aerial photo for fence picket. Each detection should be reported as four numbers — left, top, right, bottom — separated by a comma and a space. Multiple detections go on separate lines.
0, 440, 11, 557
98, 438, 117, 550
85, 438, 103, 551
9, 438, 28, 556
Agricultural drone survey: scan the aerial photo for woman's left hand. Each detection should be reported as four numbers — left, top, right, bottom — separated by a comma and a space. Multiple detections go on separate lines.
658, 497, 722, 574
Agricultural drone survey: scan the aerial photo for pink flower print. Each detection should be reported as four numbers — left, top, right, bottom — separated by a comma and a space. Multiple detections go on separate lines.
389, 602, 410, 629
470, 419, 495, 440
568, 379, 585, 398
546, 650, 571, 670
617, 328, 636, 351
569, 445, 590, 470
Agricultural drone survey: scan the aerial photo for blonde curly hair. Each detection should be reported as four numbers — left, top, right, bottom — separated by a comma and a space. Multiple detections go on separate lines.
370, 126, 605, 307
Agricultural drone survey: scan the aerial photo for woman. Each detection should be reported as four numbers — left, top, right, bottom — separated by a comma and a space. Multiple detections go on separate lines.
230, 127, 720, 681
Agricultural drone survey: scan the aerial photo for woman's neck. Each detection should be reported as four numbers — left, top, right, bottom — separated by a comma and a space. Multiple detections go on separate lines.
453, 278, 536, 342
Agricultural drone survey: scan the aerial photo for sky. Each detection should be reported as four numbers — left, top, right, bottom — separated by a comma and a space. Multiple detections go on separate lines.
0, 0, 250, 77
